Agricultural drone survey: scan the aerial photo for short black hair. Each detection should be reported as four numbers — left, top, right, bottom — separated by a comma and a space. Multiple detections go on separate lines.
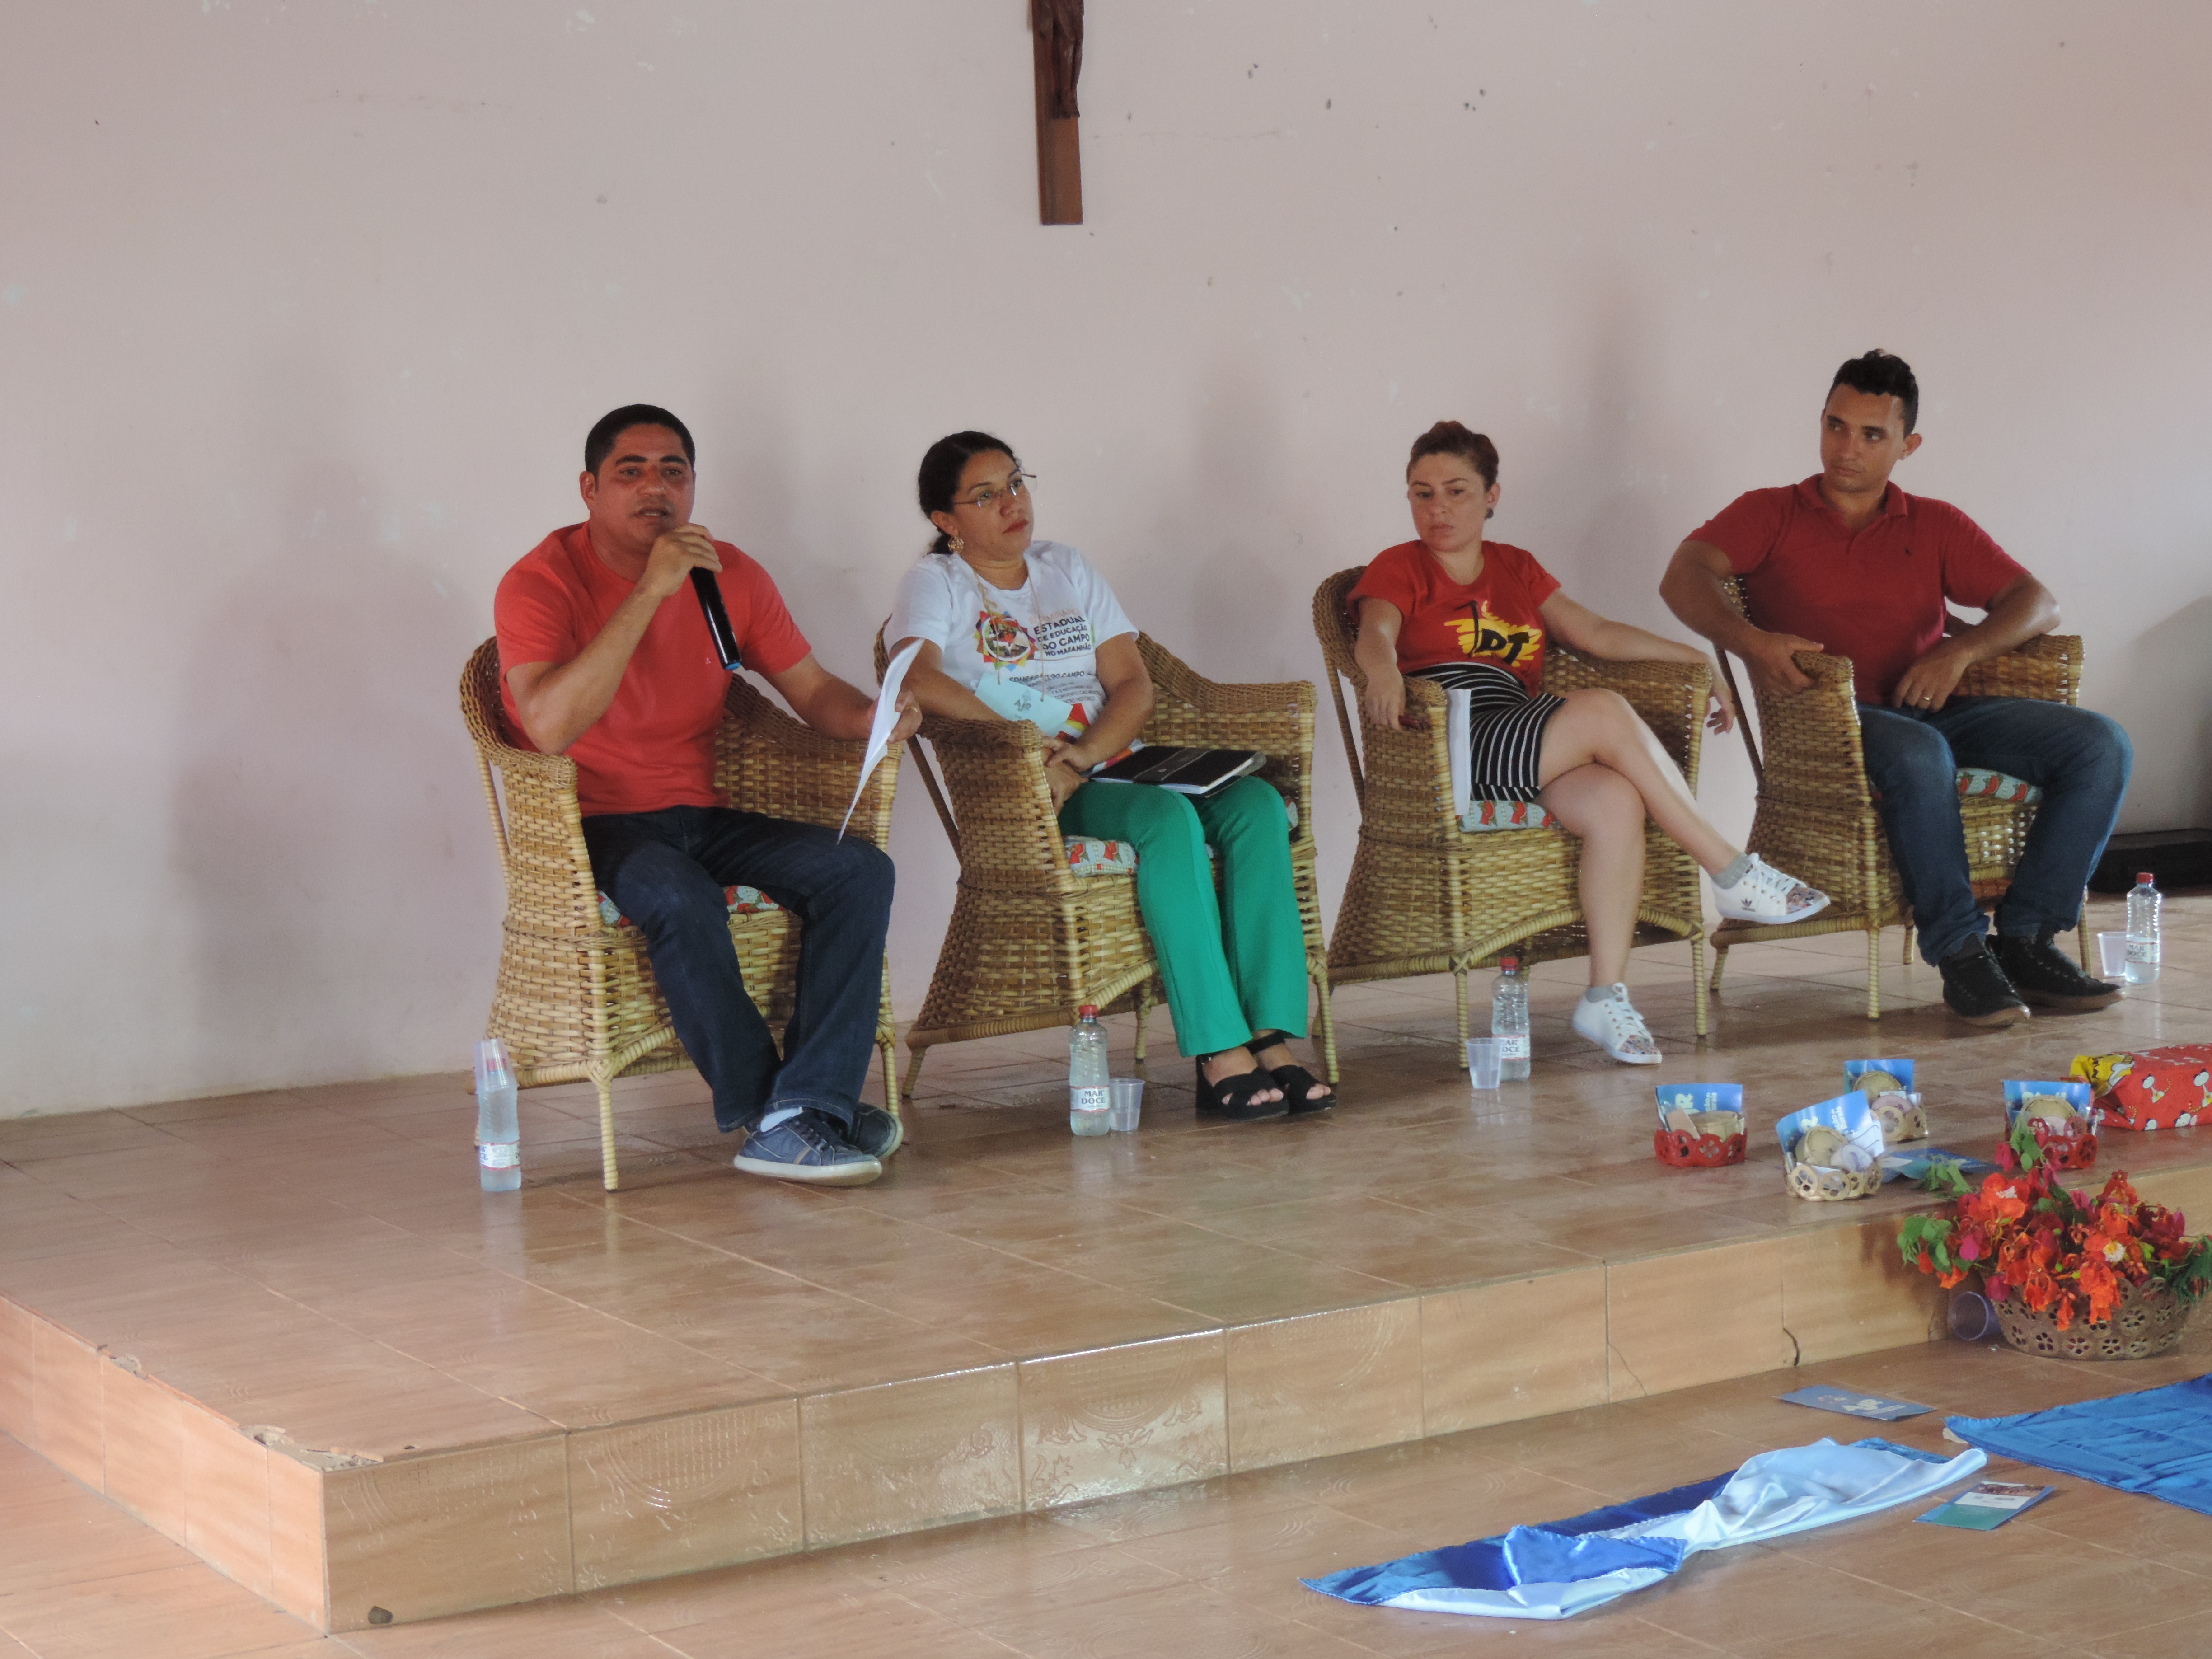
916, 430, 1019, 554
585, 404, 695, 474
1829, 351, 1919, 436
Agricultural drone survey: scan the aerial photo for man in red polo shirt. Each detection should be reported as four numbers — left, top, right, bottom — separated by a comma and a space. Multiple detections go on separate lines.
497, 405, 919, 1183
1660, 351, 2130, 1027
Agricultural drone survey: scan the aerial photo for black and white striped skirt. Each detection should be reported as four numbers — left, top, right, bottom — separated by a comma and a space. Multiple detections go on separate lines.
1409, 661, 1566, 803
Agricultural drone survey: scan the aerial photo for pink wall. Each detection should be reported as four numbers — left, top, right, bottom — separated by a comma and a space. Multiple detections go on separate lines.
3, 2, 2207, 1115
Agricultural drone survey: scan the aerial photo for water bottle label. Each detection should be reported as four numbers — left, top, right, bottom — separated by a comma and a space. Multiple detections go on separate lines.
478, 1143, 520, 1170
1070, 1086, 1111, 1115
1496, 1035, 1530, 1062
2127, 939, 2159, 965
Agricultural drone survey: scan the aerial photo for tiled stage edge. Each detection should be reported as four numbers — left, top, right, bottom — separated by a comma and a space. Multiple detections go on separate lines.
23, 1165, 2212, 1631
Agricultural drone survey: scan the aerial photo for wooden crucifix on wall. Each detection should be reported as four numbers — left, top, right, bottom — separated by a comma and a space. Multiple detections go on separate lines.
1032, 0, 1083, 223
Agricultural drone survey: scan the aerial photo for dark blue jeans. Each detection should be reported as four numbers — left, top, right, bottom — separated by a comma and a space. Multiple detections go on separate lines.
581, 806, 895, 1134
1856, 696, 2131, 966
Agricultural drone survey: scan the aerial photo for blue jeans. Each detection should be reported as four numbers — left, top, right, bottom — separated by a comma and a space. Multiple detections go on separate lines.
581, 806, 895, 1134
1856, 696, 2131, 965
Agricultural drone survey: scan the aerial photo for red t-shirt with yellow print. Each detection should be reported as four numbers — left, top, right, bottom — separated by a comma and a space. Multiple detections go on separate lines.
1349, 539, 1562, 694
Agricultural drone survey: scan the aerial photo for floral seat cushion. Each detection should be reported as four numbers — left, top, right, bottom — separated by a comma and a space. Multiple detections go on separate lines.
1956, 768, 2041, 806
598, 885, 782, 928
1460, 800, 1560, 834
1065, 797, 1299, 877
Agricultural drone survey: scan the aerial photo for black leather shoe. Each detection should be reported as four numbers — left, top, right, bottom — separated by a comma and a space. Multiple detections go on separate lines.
1993, 933, 2123, 1012
1939, 938, 2031, 1028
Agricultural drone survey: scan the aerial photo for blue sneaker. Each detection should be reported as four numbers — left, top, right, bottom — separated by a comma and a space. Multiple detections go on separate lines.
733, 1111, 882, 1186
846, 1103, 903, 1160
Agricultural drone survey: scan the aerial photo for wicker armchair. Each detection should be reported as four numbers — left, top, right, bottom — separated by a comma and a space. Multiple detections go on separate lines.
459, 638, 902, 1190
1312, 568, 1711, 1047
1707, 579, 2088, 1017
879, 630, 1335, 1100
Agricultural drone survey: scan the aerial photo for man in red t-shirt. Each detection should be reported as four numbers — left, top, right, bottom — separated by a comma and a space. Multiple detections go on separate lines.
1661, 352, 2130, 1027
496, 405, 918, 1184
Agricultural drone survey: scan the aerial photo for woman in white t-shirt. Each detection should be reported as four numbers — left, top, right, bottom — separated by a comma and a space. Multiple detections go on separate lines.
888, 431, 1331, 1122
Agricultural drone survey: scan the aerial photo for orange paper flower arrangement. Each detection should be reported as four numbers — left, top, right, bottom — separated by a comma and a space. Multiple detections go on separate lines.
1898, 1128, 2212, 1330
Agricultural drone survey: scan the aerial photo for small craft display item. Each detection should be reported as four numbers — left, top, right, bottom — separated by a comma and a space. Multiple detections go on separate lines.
2071, 1045, 2212, 1132
1654, 1083, 1745, 1167
1900, 1123, 2212, 1362
1845, 1057, 1926, 1143
2005, 1079, 2099, 1171
1777, 1092, 1886, 1201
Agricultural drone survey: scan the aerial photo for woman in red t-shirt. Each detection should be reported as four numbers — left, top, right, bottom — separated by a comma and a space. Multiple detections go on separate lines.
1350, 422, 1828, 1064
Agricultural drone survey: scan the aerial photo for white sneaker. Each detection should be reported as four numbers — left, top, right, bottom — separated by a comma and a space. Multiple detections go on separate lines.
1571, 988, 1662, 1065
1711, 855, 1830, 925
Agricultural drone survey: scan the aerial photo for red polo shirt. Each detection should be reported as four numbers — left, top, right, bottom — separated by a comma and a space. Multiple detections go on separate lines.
495, 524, 812, 817
1689, 477, 2027, 704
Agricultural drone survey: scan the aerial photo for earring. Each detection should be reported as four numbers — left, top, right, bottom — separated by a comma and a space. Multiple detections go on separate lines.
951, 534, 965, 555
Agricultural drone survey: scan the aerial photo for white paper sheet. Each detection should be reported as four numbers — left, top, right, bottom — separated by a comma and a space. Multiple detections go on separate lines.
841, 638, 922, 839
1446, 687, 1472, 821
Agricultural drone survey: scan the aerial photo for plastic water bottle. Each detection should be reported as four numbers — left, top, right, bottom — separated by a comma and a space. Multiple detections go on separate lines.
473, 1038, 521, 1192
2126, 871, 2163, 984
1068, 1005, 1111, 1135
1491, 957, 1531, 1082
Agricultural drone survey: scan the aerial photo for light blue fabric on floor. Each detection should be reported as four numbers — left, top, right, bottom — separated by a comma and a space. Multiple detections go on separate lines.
1303, 1439, 1986, 1621
1948, 1373, 2212, 1516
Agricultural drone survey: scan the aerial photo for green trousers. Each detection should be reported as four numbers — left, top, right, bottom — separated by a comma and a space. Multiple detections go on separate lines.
1057, 774, 1310, 1058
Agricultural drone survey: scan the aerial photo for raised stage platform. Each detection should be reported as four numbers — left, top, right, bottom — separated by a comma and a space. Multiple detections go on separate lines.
2, 892, 2207, 1632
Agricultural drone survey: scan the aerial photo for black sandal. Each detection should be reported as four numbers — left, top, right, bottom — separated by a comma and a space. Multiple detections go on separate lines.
1195, 1056, 1289, 1121
1247, 1034, 1336, 1114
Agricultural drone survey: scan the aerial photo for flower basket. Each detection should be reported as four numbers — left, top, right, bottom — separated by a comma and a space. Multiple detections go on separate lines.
1994, 1275, 2190, 1361
1654, 1126, 1745, 1168
1900, 1124, 2212, 1357
1785, 1149, 1882, 1202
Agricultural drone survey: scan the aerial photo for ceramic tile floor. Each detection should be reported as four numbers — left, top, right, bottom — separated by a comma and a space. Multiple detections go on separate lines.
8, 1322, 2212, 1657
2, 895, 2209, 1464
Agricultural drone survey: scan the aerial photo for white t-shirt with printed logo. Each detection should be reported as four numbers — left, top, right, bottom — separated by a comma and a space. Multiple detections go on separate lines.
887, 540, 1137, 728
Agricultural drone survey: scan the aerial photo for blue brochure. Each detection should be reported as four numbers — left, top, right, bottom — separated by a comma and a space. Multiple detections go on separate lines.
2004, 1079, 2094, 1127
1917, 1481, 2055, 1530
1654, 1082, 1743, 1130
1845, 1057, 1916, 1098
1779, 1385, 1932, 1421
1776, 1092, 1884, 1166
1879, 1148, 1995, 1185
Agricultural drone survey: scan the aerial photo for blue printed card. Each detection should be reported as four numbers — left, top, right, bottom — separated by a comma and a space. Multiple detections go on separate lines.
1845, 1057, 1916, 1097
1654, 1082, 1743, 1131
2003, 1079, 2095, 1128
973, 672, 1077, 738
1779, 1385, 1932, 1421
1776, 1092, 1885, 1165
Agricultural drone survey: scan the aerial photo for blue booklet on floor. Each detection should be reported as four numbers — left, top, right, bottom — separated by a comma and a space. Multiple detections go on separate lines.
1917, 1481, 2056, 1530
1779, 1385, 1932, 1421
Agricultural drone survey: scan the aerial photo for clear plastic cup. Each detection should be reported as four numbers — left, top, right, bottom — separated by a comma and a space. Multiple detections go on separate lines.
2096, 931, 2131, 981
1108, 1077, 1144, 1132
1948, 1290, 1998, 1341
1466, 1037, 1504, 1091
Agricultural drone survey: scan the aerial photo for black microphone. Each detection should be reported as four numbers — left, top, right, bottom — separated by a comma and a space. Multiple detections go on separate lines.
691, 567, 743, 673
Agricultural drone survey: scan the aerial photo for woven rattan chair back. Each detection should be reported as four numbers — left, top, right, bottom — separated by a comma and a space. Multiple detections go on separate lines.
875, 625, 1336, 1099
1706, 578, 2088, 1016
460, 637, 903, 1189
1313, 567, 1711, 1050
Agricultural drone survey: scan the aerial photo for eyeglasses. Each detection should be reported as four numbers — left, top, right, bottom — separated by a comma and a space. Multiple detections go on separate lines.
954, 473, 1035, 512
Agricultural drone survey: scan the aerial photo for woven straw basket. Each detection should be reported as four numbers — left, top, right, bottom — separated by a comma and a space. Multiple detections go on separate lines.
1784, 1151, 1883, 1202
1995, 1278, 2191, 1361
